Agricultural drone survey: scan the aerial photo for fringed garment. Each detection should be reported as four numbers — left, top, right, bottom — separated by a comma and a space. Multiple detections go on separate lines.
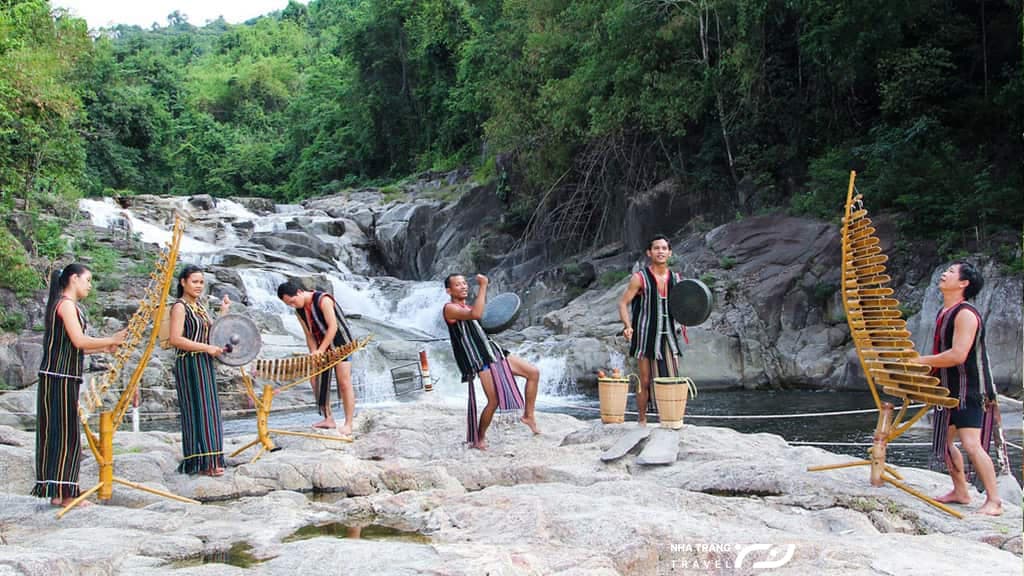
445, 303, 524, 445
628, 267, 687, 412
928, 301, 998, 482
32, 297, 86, 499
172, 300, 225, 474
296, 291, 355, 416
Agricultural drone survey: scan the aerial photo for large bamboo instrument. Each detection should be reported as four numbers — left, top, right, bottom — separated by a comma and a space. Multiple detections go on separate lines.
232, 336, 372, 463
808, 172, 962, 518
60, 216, 198, 517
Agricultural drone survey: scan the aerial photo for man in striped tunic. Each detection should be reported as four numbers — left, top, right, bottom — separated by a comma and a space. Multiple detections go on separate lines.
617, 234, 684, 425
278, 282, 357, 436
914, 261, 1002, 516
443, 274, 540, 449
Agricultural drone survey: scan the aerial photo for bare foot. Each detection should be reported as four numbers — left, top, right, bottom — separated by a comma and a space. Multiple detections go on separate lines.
337, 422, 353, 437
202, 467, 225, 477
935, 490, 971, 505
976, 500, 1003, 516
53, 497, 90, 508
520, 416, 541, 434
312, 418, 335, 429
637, 419, 647, 427
470, 440, 488, 450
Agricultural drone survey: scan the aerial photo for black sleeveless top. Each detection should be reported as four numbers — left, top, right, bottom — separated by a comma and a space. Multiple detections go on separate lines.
39, 297, 86, 379
445, 303, 495, 381
173, 299, 212, 355
933, 301, 996, 406
629, 267, 682, 358
297, 291, 354, 347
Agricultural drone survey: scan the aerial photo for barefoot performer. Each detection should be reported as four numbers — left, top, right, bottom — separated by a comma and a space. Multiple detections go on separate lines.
33, 264, 127, 506
617, 234, 685, 425
913, 261, 1002, 516
168, 265, 230, 477
443, 274, 539, 449
277, 282, 357, 436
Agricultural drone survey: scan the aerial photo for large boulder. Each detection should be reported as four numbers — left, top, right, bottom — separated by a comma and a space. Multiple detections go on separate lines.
0, 334, 43, 390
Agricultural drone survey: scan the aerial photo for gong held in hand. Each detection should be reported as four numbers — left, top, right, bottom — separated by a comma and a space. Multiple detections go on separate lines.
209, 314, 262, 366
480, 292, 522, 334
668, 279, 713, 326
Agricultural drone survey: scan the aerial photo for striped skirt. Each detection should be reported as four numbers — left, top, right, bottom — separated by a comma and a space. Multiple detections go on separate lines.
173, 353, 224, 474
31, 374, 82, 499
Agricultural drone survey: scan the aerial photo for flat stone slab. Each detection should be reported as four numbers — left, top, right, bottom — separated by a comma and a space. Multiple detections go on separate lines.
636, 428, 680, 465
599, 427, 652, 462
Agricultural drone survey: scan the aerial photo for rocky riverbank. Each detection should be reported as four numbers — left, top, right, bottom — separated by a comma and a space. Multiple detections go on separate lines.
0, 401, 1020, 575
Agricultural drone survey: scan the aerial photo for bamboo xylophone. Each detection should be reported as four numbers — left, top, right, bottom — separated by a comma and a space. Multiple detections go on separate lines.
808, 172, 963, 519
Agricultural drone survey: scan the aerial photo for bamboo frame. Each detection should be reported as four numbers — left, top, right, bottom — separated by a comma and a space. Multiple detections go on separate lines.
806, 172, 963, 519
61, 216, 198, 517
230, 337, 372, 463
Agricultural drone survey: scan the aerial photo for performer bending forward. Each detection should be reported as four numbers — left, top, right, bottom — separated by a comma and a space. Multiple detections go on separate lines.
33, 263, 126, 505
443, 274, 539, 449
168, 265, 228, 476
277, 282, 356, 436
617, 234, 685, 425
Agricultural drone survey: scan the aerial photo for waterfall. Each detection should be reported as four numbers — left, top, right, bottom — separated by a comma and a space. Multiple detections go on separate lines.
391, 283, 449, 338
79, 198, 223, 259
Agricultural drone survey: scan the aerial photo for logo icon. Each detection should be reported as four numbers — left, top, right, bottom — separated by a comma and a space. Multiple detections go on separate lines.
734, 543, 796, 570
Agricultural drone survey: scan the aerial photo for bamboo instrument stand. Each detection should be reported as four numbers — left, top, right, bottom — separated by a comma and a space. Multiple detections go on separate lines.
60, 217, 198, 518
807, 172, 963, 519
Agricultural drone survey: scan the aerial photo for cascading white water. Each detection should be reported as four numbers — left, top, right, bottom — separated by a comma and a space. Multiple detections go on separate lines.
79, 198, 223, 261
392, 283, 449, 338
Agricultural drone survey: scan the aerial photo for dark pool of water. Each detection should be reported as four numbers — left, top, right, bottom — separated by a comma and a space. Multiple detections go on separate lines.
283, 522, 429, 544
170, 542, 267, 569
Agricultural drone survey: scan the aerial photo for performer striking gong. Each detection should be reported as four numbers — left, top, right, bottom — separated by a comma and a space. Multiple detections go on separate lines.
617, 234, 685, 425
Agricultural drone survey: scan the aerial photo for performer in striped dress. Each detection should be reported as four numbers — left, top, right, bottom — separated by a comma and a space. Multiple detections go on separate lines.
33, 263, 126, 506
443, 273, 540, 449
168, 265, 229, 476
617, 235, 685, 425
914, 261, 1002, 516
277, 282, 357, 436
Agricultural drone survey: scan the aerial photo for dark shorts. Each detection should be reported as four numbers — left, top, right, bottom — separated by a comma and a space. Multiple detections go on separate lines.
949, 400, 984, 429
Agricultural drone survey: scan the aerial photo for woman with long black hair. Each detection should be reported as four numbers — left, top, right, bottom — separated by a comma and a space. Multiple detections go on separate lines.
167, 265, 230, 476
33, 263, 126, 506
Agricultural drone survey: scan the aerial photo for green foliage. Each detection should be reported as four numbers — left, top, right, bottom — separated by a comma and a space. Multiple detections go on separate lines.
598, 270, 629, 288
0, 308, 26, 333
0, 225, 41, 297
379, 185, 405, 203
699, 273, 717, 287
31, 216, 67, 260
0, 0, 1016, 254
719, 256, 736, 270
83, 246, 119, 276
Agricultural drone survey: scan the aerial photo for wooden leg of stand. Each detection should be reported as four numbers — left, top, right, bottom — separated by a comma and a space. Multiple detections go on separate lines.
249, 445, 266, 464
112, 477, 200, 505
882, 475, 963, 519
230, 437, 262, 458
808, 460, 871, 472
56, 482, 104, 519
870, 403, 894, 487
269, 429, 354, 443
